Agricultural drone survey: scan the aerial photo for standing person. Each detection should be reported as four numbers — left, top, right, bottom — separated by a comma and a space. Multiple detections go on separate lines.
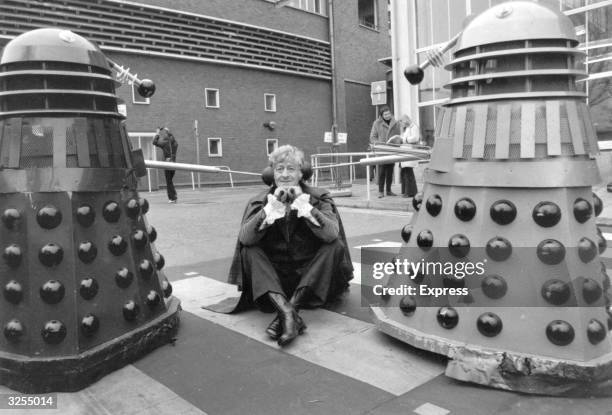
369, 106, 401, 198
399, 115, 420, 198
153, 126, 179, 203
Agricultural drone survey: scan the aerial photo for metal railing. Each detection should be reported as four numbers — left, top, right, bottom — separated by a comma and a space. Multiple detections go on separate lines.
144, 160, 260, 192
310, 151, 382, 187
310, 149, 430, 201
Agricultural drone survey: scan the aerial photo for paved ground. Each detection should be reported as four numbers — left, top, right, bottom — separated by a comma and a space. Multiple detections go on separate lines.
4, 178, 612, 414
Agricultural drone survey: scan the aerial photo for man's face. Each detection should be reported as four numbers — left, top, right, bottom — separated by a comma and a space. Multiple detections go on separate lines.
274, 159, 303, 187
382, 110, 392, 121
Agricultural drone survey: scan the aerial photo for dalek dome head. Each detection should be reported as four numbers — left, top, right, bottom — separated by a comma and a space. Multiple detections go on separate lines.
1, 28, 108, 70
0, 27, 121, 120
0, 28, 130, 170
445, 1, 587, 105
456, 1, 578, 52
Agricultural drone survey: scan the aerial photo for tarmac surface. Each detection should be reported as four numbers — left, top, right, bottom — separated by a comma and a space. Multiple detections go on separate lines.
3, 176, 612, 414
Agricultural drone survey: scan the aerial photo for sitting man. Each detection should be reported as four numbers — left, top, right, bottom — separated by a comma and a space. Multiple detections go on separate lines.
225, 145, 353, 346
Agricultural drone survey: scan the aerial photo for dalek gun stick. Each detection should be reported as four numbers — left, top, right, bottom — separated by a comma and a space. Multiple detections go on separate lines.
107, 57, 156, 98
404, 31, 461, 85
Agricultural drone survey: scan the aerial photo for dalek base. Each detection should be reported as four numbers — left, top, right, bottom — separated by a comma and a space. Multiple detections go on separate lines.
372, 307, 612, 396
0, 297, 180, 394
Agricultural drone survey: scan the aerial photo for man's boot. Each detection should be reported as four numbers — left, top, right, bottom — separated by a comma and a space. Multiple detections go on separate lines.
266, 288, 308, 340
266, 291, 306, 345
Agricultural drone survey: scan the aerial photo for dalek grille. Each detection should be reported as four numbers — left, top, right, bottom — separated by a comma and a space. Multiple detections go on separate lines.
446, 39, 586, 104
0, 61, 119, 117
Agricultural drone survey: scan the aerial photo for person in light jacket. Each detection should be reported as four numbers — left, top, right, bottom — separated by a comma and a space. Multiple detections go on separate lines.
398, 115, 420, 198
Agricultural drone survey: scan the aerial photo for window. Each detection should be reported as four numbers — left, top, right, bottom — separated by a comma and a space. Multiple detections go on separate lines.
358, 0, 378, 30
205, 88, 220, 108
132, 83, 150, 104
266, 139, 278, 156
280, 0, 327, 16
264, 94, 277, 112
208, 138, 222, 157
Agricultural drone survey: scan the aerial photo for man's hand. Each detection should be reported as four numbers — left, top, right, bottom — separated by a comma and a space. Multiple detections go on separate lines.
262, 194, 286, 226
290, 194, 320, 226
274, 186, 302, 203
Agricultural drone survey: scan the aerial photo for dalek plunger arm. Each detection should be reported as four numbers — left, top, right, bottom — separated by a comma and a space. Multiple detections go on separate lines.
403, 31, 461, 85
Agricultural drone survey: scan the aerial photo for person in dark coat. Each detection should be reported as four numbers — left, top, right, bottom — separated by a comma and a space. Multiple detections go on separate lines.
153, 126, 178, 203
369, 106, 402, 198
216, 145, 353, 346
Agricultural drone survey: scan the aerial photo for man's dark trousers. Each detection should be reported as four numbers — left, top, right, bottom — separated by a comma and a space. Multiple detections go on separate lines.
165, 169, 177, 201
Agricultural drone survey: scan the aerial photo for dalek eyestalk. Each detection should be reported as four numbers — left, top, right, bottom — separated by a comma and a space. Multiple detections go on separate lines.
107, 58, 156, 98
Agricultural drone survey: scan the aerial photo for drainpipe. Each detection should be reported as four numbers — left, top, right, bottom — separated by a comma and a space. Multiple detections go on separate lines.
328, 0, 342, 189
328, 0, 338, 139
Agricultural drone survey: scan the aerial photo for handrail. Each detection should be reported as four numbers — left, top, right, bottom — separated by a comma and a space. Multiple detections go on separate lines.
144, 160, 257, 191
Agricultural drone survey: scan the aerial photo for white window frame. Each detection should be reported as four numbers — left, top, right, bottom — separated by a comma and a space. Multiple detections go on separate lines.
208, 137, 223, 157
132, 83, 150, 105
358, 0, 379, 31
264, 93, 277, 112
205, 88, 220, 108
266, 139, 278, 156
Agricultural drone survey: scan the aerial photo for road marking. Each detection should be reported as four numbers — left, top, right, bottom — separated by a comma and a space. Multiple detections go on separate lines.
602, 232, 612, 241
338, 207, 413, 217
174, 276, 445, 396
0, 365, 206, 415
184, 271, 199, 276
350, 262, 362, 284
354, 241, 403, 249
414, 402, 450, 415
372, 238, 383, 242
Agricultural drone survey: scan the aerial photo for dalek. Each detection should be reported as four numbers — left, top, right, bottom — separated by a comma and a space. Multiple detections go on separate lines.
0, 28, 179, 393
371, 1, 612, 395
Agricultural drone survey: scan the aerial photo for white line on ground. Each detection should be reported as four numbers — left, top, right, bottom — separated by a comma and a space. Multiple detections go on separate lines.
414, 402, 450, 415
184, 272, 199, 276
173, 276, 444, 396
350, 262, 362, 285
354, 241, 403, 249
338, 207, 413, 217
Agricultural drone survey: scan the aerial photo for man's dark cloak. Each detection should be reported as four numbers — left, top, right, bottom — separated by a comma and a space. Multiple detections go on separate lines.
206, 184, 353, 313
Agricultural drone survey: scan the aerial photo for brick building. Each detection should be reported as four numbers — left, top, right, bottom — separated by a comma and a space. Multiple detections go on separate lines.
0, 0, 392, 188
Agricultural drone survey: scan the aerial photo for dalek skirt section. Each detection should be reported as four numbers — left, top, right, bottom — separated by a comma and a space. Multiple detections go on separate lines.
371, 1, 612, 396
0, 28, 179, 393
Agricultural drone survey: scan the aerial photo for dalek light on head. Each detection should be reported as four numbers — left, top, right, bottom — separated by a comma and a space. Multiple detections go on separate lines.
371, 1, 612, 395
0, 28, 179, 393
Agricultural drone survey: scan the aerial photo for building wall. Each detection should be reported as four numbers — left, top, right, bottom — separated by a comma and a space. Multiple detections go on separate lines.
344, 81, 376, 177
111, 52, 332, 186
116, 0, 391, 184
132, 0, 329, 40
332, 0, 392, 136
